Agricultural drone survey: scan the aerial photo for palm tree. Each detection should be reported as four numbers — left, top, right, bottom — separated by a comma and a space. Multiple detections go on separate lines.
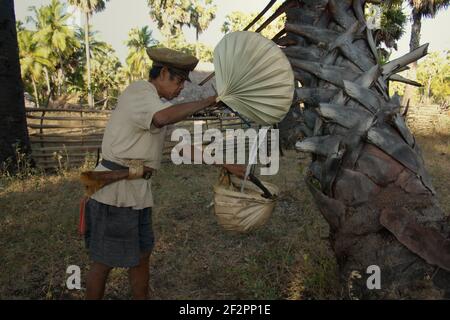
73, 27, 112, 104
147, 0, 191, 38
90, 46, 125, 109
0, 0, 32, 172
17, 29, 52, 107
402, 0, 449, 104
73, 28, 123, 108
75, 27, 110, 60
372, 0, 407, 62
28, 0, 79, 98
408, 0, 449, 51
270, 0, 450, 298
187, 0, 217, 58
68, 0, 109, 107
125, 26, 158, 80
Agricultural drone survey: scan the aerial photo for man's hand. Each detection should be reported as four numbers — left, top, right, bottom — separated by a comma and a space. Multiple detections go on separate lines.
223, 164, 248, 180
143, 166, 153, 180
204, 95, 218, 107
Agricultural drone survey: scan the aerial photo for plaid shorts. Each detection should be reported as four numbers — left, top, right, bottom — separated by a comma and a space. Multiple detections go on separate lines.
84, 198, 155, 268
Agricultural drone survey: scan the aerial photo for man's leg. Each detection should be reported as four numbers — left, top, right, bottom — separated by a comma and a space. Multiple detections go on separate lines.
86, 262, 112, 300
128, 252, 151, 300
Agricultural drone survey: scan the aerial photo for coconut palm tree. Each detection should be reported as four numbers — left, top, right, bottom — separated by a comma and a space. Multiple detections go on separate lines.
75, 27, 110, 63
265, 0, 450, 298
68, 0, 109, 107
125, 26, 158, 80
28, 0, 79, 98
17, 29, 52, 108
73, 27, 112, 104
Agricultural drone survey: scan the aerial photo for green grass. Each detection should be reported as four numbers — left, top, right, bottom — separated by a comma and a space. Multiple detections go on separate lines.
0, 134, 448, 300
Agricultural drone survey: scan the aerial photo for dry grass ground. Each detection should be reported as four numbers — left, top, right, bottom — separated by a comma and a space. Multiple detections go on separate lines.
0, 134, 448, 300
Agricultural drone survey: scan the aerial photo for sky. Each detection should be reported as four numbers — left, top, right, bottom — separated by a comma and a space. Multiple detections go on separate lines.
14, 0, 450, 63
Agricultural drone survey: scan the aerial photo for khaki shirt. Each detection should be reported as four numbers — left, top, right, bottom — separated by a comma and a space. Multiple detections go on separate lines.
90, 80, 171, 209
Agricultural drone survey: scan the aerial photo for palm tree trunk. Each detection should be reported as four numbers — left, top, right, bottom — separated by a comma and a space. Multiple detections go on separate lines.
281, 0, 450, 299
103, 89, 108, 110
57, 55, 63, 97
402, 8, 422, 106
409, 8, 422, 52
196, 28, 200, 59
0, 0, 33, 172
31, 78, 40, 108
85, 12, 93, 107
44, 67, 51, 98
57, 72, 61, 96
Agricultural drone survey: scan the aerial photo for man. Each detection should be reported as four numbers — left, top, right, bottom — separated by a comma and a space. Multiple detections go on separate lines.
84, 48, 246, 299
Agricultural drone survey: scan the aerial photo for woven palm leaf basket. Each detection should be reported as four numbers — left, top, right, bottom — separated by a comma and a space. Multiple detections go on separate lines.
213, 170, 279, 233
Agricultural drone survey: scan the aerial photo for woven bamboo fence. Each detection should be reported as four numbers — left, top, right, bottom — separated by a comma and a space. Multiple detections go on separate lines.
26, 108, 263, 170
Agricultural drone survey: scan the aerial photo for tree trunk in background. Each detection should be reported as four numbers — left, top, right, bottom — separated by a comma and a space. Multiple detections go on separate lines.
402, 8, 422, 106
44, 67, 51, 98
196, 28, 200, 59
409, 8, 422, 54
31, 78, 40, 108
278, 0, 450, 299
57, 59, 63, 96
0, 0, 33, 172
85, 12, 93, 107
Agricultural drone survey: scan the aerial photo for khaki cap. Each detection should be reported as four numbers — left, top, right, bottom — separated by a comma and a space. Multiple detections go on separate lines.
147, 47, 199, 82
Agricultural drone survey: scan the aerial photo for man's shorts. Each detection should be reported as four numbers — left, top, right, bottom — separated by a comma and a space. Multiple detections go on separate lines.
84, 198, 155, 268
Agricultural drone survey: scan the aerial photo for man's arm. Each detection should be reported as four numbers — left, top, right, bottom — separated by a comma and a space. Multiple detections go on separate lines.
152, 96, 217, 128
155, 97, 247, 179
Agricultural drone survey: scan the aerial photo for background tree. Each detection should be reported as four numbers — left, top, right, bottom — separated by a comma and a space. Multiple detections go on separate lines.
416, 50, 450, 105
68, 0, 109, 107
147, 0, 191, 38
17, 29, 52, 107
75, 27, 109, 58
187, 0, 217, 57
222, 10, 285, 39
67, 27, 124, 107
371, 0, 407, 63
159, 33, 214, 62
125, 26, 158, 80
402, 0, 449, 105
28, 0, 79, 99
408, 0, 449, 52
0, 0, 32, 173
147, 0, 215, 61
16, 0, 127, 110
91, 45, 125, 109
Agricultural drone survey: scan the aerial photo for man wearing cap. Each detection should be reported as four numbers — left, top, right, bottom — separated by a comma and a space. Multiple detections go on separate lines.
83, 48, 246, 300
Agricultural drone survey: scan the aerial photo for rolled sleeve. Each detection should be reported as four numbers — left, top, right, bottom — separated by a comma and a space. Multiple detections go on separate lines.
149, 101, 172, 134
